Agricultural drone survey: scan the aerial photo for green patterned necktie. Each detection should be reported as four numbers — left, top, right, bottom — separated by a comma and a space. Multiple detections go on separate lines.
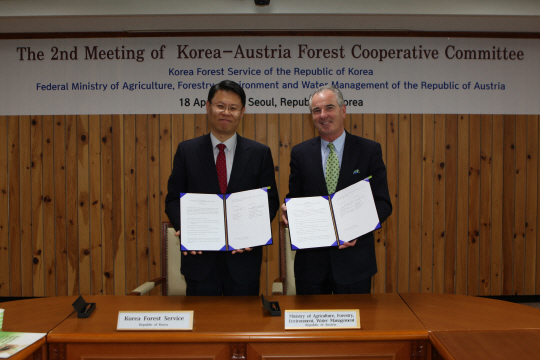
325, 143, 339, 194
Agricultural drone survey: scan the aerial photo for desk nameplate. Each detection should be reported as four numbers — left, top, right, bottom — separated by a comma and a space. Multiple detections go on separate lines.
284, 309, 360, 330
117, 311, 194, 331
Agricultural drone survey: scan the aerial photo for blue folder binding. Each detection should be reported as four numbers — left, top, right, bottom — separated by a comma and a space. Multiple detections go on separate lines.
181, 244, 188, 251
331, 240, 339, 247
291, 244, 299, 250
219, 245, 227, 251
180, 193, 187, 198
374, 222, 381, 231
265, 238, 273, 245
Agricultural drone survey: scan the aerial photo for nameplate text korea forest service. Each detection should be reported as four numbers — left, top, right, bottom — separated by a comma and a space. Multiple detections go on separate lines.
117, 311, 193, 331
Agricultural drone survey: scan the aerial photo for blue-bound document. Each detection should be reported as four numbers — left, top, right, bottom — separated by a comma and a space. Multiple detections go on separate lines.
285, 178, 380, 250
179, 187, 272, 251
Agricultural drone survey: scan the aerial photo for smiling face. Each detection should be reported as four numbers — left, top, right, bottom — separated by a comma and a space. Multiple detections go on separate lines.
310, 89, 346, 142
206, 90, 245, 142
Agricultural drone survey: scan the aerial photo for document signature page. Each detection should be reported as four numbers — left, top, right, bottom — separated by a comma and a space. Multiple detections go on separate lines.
286, 196, 337, 249
180, 193, 225, 251
331, 180, 380, 242
226, 188, 272, 250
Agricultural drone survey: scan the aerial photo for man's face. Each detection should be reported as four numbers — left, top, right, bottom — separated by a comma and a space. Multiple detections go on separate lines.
206, 90, 245, 141
310, 89, 346, 142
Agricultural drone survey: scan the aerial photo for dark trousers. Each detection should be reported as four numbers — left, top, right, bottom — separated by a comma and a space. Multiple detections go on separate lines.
295, 266, 372, 295
185, 253, 259, 296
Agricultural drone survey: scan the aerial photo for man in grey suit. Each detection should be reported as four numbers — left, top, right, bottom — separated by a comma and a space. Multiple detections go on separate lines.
281, 85, 392, 295
165, 80, 279, 296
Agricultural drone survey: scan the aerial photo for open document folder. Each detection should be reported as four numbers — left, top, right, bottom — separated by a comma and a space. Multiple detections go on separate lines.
180, 187, 272, 251
285, 178, 381, 250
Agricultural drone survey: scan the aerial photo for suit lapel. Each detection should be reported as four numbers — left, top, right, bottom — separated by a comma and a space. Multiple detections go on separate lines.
228, 134, 250, 193
336, 132, 358, 191
198, 134, 221, 194
311, 137, 328, 195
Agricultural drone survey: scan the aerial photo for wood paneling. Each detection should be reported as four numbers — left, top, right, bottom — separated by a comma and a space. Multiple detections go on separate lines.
1, 113, 540, 296
421, 114, 434, 293
433, 114, 445, 294
0, 116, 9, 296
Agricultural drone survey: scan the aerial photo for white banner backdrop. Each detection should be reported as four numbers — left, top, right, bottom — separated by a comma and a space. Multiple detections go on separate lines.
1, 36, 538, 115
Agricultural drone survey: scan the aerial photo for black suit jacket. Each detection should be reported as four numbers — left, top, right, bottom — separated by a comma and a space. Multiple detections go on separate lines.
165, 133, 279, 285
286, 132, 392, 285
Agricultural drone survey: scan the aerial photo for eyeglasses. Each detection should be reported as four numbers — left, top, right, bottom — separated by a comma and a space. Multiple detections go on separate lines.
210, 101, 242, 115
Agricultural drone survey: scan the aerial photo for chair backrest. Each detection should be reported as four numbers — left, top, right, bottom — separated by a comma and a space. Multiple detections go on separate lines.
162, 222, 186, 296
279, 221, 296, 295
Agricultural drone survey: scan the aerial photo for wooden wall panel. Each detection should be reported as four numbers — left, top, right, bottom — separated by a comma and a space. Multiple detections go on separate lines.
66, 115, 79, 296
410, 114, 423, 293
0, 116, 8, 296
2, 112, 540, 297
421, 114, 434, 293
89, 115, 102, 295
267, 114, 280, 295
444, 115, 458, 294
77, 115, 91, 296
514, 115, 527, 295
373, 114, 387, 294
43, 115, 56, 296
433, 114, 445, 294
100, 115, 114, 295
525, 116, 538, 295
385, 114, 399, 293
491, 115, 504, 295
503, 115, 516, 295
112, 115, 126, 296
53, 115, 67, 296
398, 114, 411, 293
8, 116, 22, 296
479, 115, 493, 296
148, 114, 161, 295
19, 116, 33, 297
456, 114, 469, 295
135, 114, 149, 292
124, 114, 137, 292
155, 114, 173, 295
468, 115, 481, 296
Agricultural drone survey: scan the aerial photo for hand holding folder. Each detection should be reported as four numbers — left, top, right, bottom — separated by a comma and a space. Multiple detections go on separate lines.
179, 188, 273, 252
285, 178, 380, 250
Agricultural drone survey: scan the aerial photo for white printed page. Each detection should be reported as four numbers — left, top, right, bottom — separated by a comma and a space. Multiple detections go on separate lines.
331, 180, 380, 243
286, 196, 337, 250
226, 188, 272, 250
180, 193, 226, 251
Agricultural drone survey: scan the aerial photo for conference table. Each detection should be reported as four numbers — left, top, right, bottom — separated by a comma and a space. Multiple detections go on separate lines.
2, 293, 540, 360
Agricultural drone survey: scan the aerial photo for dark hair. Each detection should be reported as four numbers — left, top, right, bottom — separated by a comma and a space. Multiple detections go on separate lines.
207, 80, 246, 108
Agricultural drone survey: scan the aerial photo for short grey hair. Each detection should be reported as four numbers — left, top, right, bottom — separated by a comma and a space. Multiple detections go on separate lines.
308, 85, 345, 112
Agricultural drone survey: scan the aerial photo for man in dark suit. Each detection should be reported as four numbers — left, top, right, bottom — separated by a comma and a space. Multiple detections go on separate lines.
165, 80, 279, 296
281, 85, 392, 295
